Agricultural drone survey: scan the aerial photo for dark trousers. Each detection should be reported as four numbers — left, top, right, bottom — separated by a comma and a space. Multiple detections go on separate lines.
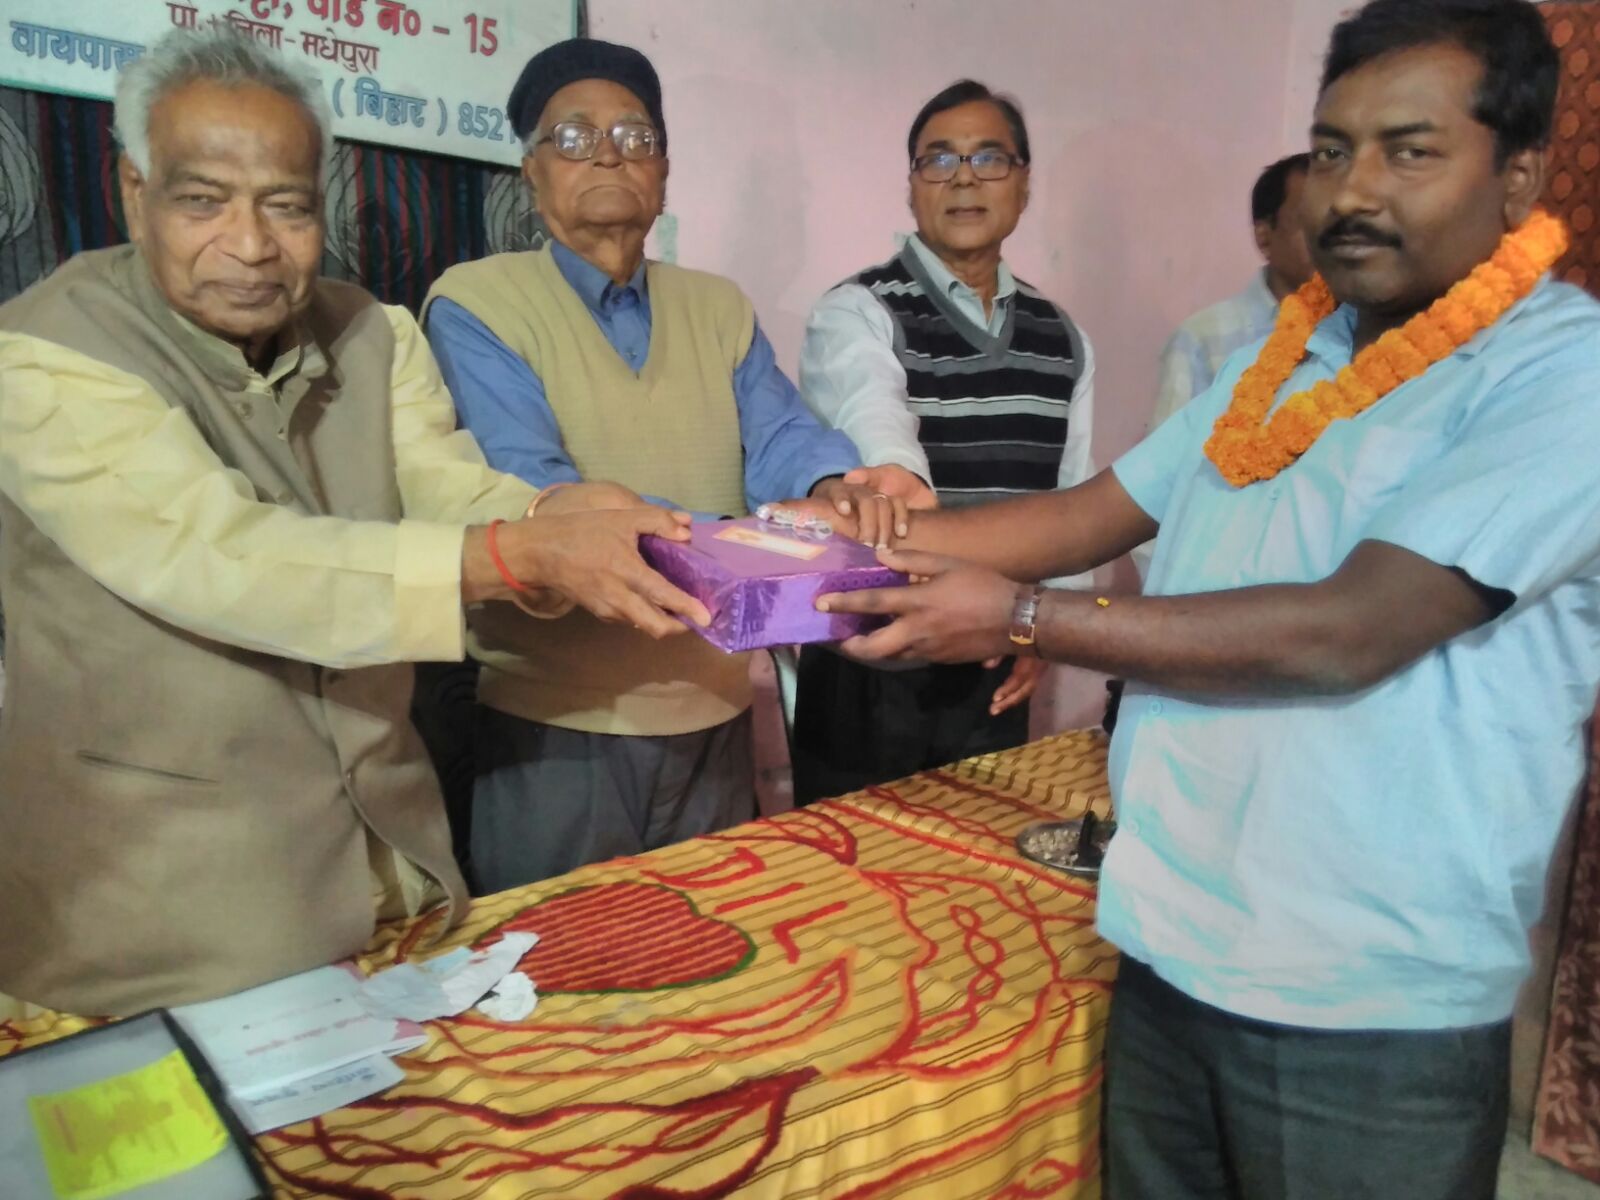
469, 706, 756, 895
1103, 957, 1510, 1200
789, 647, 1029, 806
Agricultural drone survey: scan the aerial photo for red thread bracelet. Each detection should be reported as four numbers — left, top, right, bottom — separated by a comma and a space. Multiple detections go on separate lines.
485, 518, 532, 595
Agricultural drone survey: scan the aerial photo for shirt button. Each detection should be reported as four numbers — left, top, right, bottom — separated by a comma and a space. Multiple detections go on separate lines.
1126, 817, 1143, 837
344, 769, 355, 789
1148, 700, 1165, 716
236, 399, 255, 419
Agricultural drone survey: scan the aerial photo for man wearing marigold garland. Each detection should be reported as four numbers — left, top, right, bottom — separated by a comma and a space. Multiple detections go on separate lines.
819, 0, 1600, 1194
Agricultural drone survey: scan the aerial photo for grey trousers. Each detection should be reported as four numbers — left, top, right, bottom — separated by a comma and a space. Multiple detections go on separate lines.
469, 706, 756, 895
1104, 957, 1510, 1200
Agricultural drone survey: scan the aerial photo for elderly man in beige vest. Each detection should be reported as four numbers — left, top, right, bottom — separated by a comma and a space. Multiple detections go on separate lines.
423, 38, 925, 891
0, 27, 710, 1018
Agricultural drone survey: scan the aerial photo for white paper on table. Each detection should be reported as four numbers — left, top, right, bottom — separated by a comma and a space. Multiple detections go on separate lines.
172, 965, 424, 1096
233, 1052, 405, 1134
477, 970, 538, 1022
357, 932, 538, 1022
421, 947, 472, 977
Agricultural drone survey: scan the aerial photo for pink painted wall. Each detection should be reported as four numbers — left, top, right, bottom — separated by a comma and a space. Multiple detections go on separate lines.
1284, 0, 1363, 151
582, 1, 1355, 755
594, 0, 1308, 465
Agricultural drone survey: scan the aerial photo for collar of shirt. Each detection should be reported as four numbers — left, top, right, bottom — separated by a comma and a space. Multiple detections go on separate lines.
131, 250, 324, 390
550, 238, 649, 316
173, 313, 321, 390
904, 233, 1015, 334
1303, 276, 1535, 375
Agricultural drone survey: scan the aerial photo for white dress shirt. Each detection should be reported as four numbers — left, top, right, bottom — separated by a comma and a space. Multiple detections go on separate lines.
798, 234, 1096, 495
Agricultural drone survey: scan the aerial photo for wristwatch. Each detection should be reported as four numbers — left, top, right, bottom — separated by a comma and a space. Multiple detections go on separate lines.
1009, 585, 1046, 651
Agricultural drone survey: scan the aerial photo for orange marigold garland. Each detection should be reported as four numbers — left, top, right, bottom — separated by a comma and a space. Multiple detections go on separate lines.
1203, 208, 1570, 487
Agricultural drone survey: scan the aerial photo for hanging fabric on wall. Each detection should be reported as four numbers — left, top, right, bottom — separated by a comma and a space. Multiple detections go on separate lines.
1532, 3, 1600, 1185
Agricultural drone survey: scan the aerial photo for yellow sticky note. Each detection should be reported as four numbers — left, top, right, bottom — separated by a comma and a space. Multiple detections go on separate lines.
28, 1049, 230, 1200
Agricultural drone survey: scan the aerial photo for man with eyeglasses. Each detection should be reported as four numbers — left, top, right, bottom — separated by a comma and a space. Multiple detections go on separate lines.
789, 79, 1096, 807
423, 38, 920, 890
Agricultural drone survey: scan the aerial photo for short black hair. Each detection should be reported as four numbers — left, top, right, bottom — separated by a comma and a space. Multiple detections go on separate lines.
1320, 0, 1558, 166
907, 79, 1030, 166
1251, 154, 1311, 225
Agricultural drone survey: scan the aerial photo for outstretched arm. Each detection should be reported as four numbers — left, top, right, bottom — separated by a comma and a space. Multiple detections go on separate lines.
822, 538, 1498, 698
894, 467, 1158, 583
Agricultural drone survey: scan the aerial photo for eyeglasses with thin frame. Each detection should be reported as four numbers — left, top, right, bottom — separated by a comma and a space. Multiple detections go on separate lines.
532, 120, 662, 161
911, 149, 1023, 183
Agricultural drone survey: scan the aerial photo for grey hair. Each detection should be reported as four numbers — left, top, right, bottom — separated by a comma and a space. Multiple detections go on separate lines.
114, 25, 333, 187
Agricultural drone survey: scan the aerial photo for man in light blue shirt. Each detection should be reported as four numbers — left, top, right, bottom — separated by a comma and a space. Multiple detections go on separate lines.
819, 2, 1595, 1195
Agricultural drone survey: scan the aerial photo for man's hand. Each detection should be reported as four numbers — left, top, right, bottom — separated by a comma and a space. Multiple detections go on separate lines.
805, 474, 909, 549
818, 547, 1019, 663
464, 507, 710, 638
531, 480, 649, 515
843, 464, 938, 515
987, 655, 1045, 716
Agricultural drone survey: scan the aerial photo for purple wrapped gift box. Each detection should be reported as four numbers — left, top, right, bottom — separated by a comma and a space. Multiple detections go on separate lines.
639, 517, 907, 653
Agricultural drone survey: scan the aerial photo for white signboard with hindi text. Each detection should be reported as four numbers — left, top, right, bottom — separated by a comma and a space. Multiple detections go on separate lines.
2, 0, 577, 166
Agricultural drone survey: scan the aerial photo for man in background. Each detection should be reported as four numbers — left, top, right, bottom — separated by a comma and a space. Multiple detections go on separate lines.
1151, 153, 1314, 431
425, 39, 921, 890
1130, 153, 1313, 582
791, 80, 1096, 805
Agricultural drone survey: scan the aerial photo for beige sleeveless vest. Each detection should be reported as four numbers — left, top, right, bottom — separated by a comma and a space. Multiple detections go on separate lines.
426, 249, 754, 735
0, 247, 465, 1015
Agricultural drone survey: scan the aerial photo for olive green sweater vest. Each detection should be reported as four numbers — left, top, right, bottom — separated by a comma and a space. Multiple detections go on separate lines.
426, 248, 754, 735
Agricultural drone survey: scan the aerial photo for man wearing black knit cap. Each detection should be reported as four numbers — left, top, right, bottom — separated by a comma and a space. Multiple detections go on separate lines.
423, 39, 926, 890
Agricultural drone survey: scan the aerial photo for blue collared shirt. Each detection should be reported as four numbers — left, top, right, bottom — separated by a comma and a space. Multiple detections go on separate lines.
425, 241, 860, 518
1104, 277, 1600, 1030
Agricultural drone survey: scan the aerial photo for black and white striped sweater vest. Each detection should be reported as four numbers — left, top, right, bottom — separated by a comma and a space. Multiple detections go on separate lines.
846, 247, 1085, 507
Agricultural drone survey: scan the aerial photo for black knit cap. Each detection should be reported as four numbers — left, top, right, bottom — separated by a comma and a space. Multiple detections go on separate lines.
507, 37, 666, 151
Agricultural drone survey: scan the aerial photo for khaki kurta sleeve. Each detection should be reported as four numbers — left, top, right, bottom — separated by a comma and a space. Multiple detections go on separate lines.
383, 305, 573, 621
0, 326, 517, 668
385, 304, 539, 524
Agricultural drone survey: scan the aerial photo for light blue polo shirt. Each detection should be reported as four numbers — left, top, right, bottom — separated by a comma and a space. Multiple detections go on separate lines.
1103, 277, 1600, 1030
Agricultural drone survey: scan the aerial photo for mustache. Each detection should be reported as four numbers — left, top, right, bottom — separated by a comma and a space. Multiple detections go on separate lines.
1317, 217, 1402, 250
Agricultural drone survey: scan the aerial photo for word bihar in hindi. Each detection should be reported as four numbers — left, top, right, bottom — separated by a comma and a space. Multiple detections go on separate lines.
354, 75, 427, 127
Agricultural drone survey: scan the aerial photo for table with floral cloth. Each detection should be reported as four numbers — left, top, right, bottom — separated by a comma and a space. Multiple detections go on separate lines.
0, 729, 1118, 1199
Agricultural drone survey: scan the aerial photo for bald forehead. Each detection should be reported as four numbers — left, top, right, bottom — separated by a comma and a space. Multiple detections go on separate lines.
147, 80, 321, 184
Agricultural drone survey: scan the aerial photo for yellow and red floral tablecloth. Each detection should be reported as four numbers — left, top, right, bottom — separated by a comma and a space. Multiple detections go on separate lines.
1, 729, 1116, 1199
